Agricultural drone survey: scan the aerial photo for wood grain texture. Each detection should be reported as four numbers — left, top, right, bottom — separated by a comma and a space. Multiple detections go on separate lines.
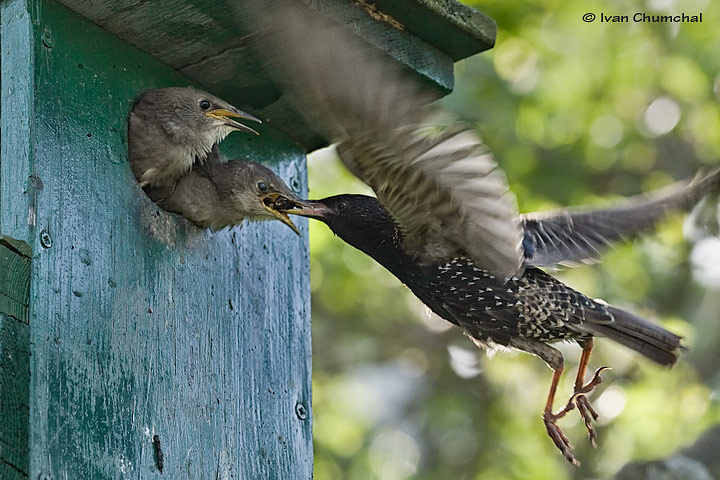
54, 0, 495, 151
0, 237, 31, 479
371, 0, 497, 60
0, 236, 31, 323
2, 1, 312, 478
0, 313, 30, 480
0, 0, 35, 243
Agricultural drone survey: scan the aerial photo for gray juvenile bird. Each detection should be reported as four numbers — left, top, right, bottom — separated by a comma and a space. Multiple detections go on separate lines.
154, 146, 309, 235
128, 87, 261, 189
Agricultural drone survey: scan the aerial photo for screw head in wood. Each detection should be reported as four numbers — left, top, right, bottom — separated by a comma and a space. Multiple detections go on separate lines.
295, 401, 308, 420
41, 28, 53, 48
40, 230, 53, 248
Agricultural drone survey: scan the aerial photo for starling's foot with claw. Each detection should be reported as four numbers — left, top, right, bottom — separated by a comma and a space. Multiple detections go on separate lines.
575, 395, 599, 447
569, 366, 610, 448
543, 405, 580, 466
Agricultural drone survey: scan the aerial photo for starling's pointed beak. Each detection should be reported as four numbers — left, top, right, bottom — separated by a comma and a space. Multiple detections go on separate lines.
206, 107, 262, 135
281, 200, 335, 219
261, 193, 313, 236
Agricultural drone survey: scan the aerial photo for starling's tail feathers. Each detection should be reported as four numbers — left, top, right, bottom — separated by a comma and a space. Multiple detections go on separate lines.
588, 305, 682, 366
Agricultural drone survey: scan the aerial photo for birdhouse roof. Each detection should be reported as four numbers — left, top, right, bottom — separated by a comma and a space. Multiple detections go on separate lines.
57, 0, 496, 150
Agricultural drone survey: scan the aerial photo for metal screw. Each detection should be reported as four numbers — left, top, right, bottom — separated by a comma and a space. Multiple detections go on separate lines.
290, 176, 301, 193
39, 230, 53, 249
295, 401, 308, 420
41, 28, 53, 48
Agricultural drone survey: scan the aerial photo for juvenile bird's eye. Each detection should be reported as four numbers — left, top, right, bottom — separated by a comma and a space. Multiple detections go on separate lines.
199, 99, 211, 110
337, 200, 349, 210
257, 181, 267, 192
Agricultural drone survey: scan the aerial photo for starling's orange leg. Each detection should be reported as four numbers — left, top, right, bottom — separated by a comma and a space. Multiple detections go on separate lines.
542, 364, 580, 466
565, 339, 610, 448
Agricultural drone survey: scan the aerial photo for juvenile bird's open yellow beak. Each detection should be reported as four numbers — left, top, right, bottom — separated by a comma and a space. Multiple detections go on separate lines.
206, 107, 262, 135
261, 193, 313, 236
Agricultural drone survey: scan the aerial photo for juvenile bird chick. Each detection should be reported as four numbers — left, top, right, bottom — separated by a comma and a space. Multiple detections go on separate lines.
155, 147, 308, 235
128, 87, 261, 189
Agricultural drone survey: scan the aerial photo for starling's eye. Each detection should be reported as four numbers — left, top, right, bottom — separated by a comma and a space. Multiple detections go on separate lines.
199, 99, 212, 110
337, 200, 349, 210
257, 181, 268, 192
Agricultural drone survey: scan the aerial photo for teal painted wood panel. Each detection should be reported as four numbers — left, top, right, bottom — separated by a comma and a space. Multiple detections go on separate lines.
0, 0, 36, 243
1, 0, 312, 478
372, 0, 497, 61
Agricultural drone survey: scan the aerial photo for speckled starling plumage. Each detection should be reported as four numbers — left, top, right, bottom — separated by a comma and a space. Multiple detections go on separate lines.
250, 0, 719, 464
288, 191, 713, 464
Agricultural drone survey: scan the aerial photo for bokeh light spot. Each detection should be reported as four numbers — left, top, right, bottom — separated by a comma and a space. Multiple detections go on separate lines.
368, 429, 420, 480
590, 114, 624, 148
643, 97, 681, 136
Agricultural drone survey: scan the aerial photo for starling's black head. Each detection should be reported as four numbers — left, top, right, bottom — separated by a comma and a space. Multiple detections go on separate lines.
285, 194, 403, 256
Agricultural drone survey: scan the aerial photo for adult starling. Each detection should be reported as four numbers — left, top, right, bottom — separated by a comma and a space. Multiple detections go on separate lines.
247, 0, 718, 463
128, 87, 261, 189
287, 171, 717, 463
153, 145, 309, 234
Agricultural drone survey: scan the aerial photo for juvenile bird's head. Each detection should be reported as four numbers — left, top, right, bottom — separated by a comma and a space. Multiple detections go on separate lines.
216, 160, 310, 235
131, 87, 261, 159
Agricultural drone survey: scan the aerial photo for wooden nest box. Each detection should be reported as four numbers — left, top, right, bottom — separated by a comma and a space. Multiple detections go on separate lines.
0, 0, 495, 477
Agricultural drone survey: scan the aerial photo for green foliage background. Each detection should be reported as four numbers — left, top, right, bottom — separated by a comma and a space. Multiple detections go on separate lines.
307, 0, 720, 478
